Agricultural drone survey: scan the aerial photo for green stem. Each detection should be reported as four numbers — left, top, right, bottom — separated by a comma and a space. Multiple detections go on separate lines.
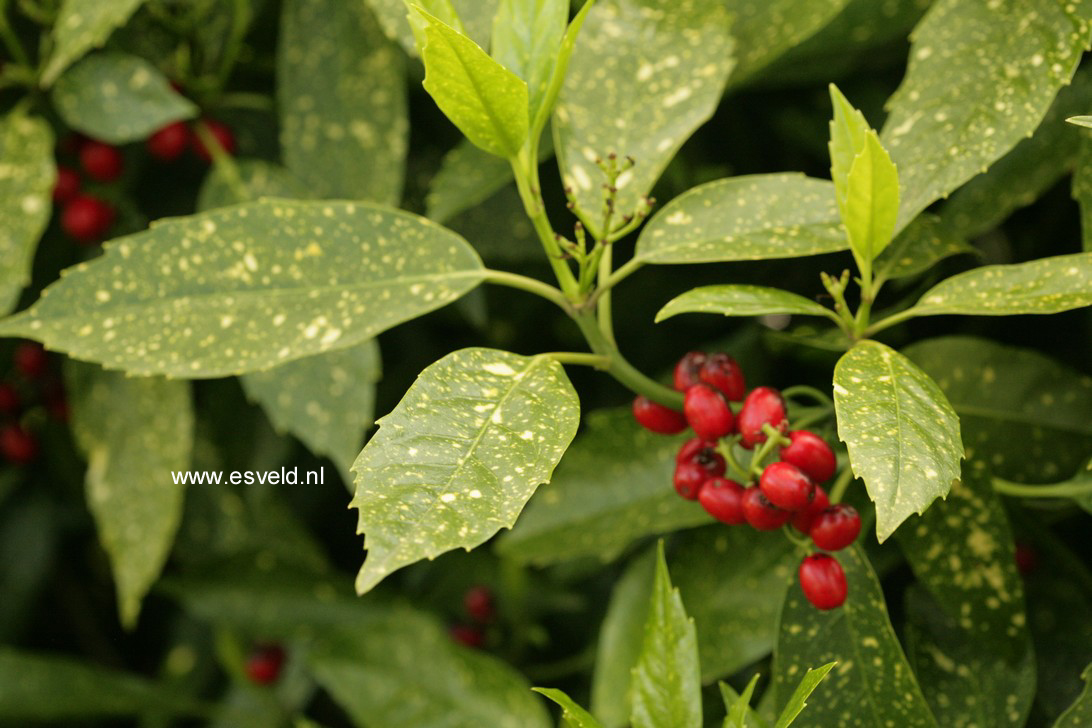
992, 477, 1092, 499
574, 311, 682, 408
511, 152, 580, 298
749, 429, 785, 478
597, 244, 616, 346
782, 526, 812, 549
214, 0, 249, 91
193, 120, 248, 203
862, 306, 923, 337
782, 385, 834, 408
541, 352, 610, 369
0, 2, 30, 67
716, 439, 751, 482
588, 255, 642, 307
213, 91, 274, 111
791, 406, 834, 431
482, 269, 573, 313
828, 466, 854, 504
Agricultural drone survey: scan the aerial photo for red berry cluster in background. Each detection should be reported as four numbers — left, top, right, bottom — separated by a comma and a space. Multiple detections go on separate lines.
146, 117, 236, 164
244, 643, 286, 685
0, 342, 67, 466
449, 585, 495, 648
54, 136, 119, 245
633, 351, 860, 610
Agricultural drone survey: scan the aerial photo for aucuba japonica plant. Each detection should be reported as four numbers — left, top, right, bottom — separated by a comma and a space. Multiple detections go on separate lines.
0, 0, 1091, 726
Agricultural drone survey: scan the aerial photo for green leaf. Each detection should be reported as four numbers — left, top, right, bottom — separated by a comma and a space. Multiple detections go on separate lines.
630, 542, 702, 728
897, 468, 1035, 726
41, 0, 148, 86
51, 52, 197, 144
873, 214, 975, 284
491, 0, 568, 125
1073, 136, 1092, 252
446, 185, 542, 263
495, 408, 708, 567
0, 110, 54, 317
196, 159, 310, 210
367, 0, 498, 54
66, 362, 193, 628
529, 0, 594, 137
414, 6, 529, 158
833, 340, 963, 541
351, 348, 579, 593
881, 0, 1092, 231
1068, 116, 1092, 129
1054, 664, 1092, 727
554, 0, 734, 230
655, 285, 836, 324
911, 252, 1092, 316
773, 663, 837, 728
0, 200, 486, 377
721, 675, 765, 728
903, 336, 1092, 483
634, 174, 846, 265
279, 0, 407, 203
828, 84, 870, 210
533, 689, 604, 728
772, 546, 938, 728
842, 131, 900, 267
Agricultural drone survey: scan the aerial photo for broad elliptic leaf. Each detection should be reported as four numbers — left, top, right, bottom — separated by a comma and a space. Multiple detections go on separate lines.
0, 110, 54, 317
910, 252, 1092, 317
491, 0, 568, 124
721, 675, 765, 728
367, 0, 499, 54
904, 336, 1092, 483
833, 340, 963, 542
533, 689, 604, 728
66, 363, 193, 627
495, 408, 708, 567
631, 543, 702, 728
1054, 664, 1092, 727
634, 174, 845, 265
772, 546, 938, 728
414, 7, 529, 158
0, 200, 486, 377
52, 53, 197, 144
41, 0, 148, 86
554, 0, 734, 231
873, 214, 975, 284
351, 348, 579, 593
773, 663, 837, 728
196, 159, 310, 210
279, 0, 407, 203
881, 0, 1092, 232
656, 285, 836, 323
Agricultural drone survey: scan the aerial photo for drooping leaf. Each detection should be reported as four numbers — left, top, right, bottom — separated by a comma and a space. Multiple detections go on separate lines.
52, 52, 197, 144
773, 663, 837, 728
1054, 664, 1092, 728
772, 546, 938, 727
533, 689, 604, 728
0, 110, 54, 316
367, 0, 499, 54
0, 200, 486, 377
495, 408, 708, 567
655, 285, 836, 323
833, 340, 963, 541
351, 348, 580, 593
881, 0, 1092, 231
279, 0, 407, 203
491, 0, 568, 124
630, 542, 702, 728
721, 675, 765, 728
873, 214, 975, 284
66, 362, 193, 628
41, 0, 148, 85
196, 159, 310, 210
554, 0, 734, 231
634, 174, 845, 265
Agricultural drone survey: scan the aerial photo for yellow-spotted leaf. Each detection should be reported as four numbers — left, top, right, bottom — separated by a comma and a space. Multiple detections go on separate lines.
533, 689, 603, 728
491, 0, 568, 125
367, 0, 498, 55
872, 214, 975, 284
1054, 664, 1092, 727
41, 0, 148, 86
656, 285, 837, 323
351, 348, 580, 594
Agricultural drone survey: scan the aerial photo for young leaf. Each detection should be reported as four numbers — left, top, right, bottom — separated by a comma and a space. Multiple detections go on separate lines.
554, 0, 734, 230
1054, 664, 1092, 727
828, 84, 869, 207
772, 546, 938, 727
773, 663, 837, 728
872, 214, 975, 284
721, 675, 764, 728
882, 0, 1092, 231
533, 689, 604, 728
279, 0, 407, 204
842, 131, 900, 267
630, 542, 702, 728
833, 340, 963, 542
491, 0, 568, 125
655, 285, 837, 323
0, 200, 486, 377
910, 252, 1092, 316
0, 110, 54, 317
413, 6, 529, 158
351, 348, 580, 593
40, 0, 148, 86
634, 174, 845, 265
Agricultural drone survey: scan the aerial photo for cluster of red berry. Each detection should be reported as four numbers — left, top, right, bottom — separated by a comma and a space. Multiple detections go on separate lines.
632, 351, 860, 610
0, 342, 66, 466
449, 585, 495, 648
147, 118, 236, 165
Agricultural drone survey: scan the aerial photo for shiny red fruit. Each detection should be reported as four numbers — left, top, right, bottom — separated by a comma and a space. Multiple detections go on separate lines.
194, 119, 237, 162
809, 504, 861, 552
0, 383, 18, 415
673, 351, 706, 391
464, 585, 495, 623
147, 121, 192, 161
737, 386, 787, 449
759, 461, 815, 512
741, 486, 791, 530
683, 384, 734, 441
791, 486, 829, 533
14, 342, 47, 379
245, 644, 286, 685
61, 195, 115, 243
673, 461, 711, 500
52, 165, 81, 203
449, 624, 485, 648
798, 554, 847, 610
79, 140, 123, 182
698, 477, 746, 524
632, 395, 688, 434
0, 425, 37, 464
699, 353, 745, 401
780, 430, 837, 483
674, 437, 726, 475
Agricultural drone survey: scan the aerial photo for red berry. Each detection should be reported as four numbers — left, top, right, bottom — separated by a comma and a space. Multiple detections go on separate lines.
683, 384, 734, 441
147, 121, 192, 161
449, 624, 485, 648
780, 430, 837, 483
673, 461, 711, 500
808, 504, 861, 551
244, 644, 285, 685
61, 195, 115, 243
699, 353, 745, 401
798, 554, 847, 610
52, 165, 81, 204
759, 461, 815, 512
737, 386, 787, 449
741, 486, 791, 530
1014, 542, 1037, 576
0, 383, 19, 415
464, 585, 495, 623
791, 486, 829, 533
79, 140, 123, 182
673, 351, 706, 391
675, 438, 726, 474
632, 395, 688, 434
194, 119, 236, 162
14, 342, 47, 379
0, 425, 37, 464
698, 477, 746, 524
